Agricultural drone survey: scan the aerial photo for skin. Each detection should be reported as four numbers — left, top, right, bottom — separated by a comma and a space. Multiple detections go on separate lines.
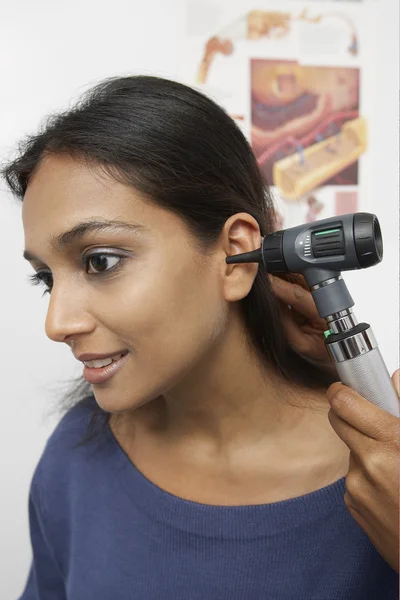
22, 153, 350, 505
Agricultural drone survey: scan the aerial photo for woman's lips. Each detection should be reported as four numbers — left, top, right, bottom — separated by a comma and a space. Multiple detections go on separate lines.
83, 352, 129, 384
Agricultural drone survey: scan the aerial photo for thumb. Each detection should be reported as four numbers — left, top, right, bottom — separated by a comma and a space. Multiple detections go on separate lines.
391, 368, 400, 398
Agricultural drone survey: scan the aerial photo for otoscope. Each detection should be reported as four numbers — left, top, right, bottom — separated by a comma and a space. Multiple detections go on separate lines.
226, 212, 399, 418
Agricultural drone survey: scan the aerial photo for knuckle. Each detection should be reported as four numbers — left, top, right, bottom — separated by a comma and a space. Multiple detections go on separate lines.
289, 338, 310, 355
344, 490, 353, 508
363, 452, 383, 478
345, 471, 364, 500
293, 285, 306, 300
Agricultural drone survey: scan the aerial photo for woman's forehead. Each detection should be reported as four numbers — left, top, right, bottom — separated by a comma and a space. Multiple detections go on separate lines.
23, 155, 155, 229
24, 155, 133, 209
22, 156, 193, 260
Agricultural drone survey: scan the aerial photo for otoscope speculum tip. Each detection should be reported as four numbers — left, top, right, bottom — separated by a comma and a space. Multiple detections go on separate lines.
225, 248, 262, 264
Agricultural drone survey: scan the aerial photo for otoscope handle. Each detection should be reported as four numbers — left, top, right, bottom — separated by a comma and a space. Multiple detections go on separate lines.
325, 325, 399, 417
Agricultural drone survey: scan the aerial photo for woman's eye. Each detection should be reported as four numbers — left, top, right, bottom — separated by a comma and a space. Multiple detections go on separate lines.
28, 271, 53, 296
28, 253, 125, 296
39, 272, 53, 288
86, 253, 122, 274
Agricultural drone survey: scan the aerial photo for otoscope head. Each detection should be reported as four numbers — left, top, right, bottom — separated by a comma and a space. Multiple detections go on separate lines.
225, 212, 384, 318
225, 212, 383, 274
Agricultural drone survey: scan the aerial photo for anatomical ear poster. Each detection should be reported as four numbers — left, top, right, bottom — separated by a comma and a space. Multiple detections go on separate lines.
181, 0, 377, 229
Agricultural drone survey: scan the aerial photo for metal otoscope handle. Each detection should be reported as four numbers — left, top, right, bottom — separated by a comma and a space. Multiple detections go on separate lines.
324, 316, 399, 417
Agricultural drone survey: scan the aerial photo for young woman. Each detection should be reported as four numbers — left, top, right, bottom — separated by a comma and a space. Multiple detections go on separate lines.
3, 76, 398, 599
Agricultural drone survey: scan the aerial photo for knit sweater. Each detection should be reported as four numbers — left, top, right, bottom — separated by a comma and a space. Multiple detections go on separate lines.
18, 397, 398, 600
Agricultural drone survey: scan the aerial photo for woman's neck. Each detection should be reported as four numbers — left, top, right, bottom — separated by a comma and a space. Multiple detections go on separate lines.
120, 316, 330, 453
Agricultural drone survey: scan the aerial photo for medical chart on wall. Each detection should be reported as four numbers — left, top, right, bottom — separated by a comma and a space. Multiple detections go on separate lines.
180, 0, 377, 229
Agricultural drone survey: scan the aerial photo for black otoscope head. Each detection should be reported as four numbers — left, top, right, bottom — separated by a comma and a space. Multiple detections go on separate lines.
225, 212, 383, 275
225, 213, 383, 314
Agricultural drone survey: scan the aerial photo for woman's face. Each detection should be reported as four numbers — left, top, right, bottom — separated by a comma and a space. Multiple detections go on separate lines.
22, 154, 228, 413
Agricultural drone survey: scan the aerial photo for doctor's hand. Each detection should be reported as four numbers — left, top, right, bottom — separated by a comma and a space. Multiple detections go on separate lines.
269, 273, 335, 371
327, 370, 400, 573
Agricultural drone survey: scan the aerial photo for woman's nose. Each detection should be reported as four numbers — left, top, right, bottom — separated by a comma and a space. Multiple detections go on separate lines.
44, 284, 95, 343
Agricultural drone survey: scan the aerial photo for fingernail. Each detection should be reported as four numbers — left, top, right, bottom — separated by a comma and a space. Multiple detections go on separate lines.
330, 391, 353, 408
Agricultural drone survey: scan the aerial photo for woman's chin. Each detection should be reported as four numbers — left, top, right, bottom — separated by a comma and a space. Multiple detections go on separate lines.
92, 391, 157, 415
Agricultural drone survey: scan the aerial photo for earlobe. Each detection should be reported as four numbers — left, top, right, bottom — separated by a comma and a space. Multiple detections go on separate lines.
223, 258, 259, 303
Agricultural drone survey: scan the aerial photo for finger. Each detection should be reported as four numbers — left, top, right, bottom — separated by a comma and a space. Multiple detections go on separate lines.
269, 274, 327, 325
281, 302, 307, 327
271, 272, 309, 291
392, 368, 400, 398
279, 307, 330, 361
280, 310, 314, 355
327, 382, 397, 441
327, 409, 367, 464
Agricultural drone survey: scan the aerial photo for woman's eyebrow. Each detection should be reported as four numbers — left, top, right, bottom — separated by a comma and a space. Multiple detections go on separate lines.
23, 218, 148, 262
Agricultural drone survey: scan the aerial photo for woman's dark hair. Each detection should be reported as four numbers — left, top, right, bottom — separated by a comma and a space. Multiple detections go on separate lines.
1, 75, 337, 447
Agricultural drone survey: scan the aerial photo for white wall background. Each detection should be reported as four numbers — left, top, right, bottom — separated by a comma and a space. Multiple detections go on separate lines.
0, 1, 398, 597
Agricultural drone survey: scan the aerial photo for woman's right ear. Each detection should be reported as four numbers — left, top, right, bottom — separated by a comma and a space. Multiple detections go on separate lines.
222, 212, 262, 260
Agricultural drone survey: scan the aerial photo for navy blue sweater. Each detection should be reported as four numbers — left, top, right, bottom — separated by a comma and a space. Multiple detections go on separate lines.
18, 397, 398, 600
